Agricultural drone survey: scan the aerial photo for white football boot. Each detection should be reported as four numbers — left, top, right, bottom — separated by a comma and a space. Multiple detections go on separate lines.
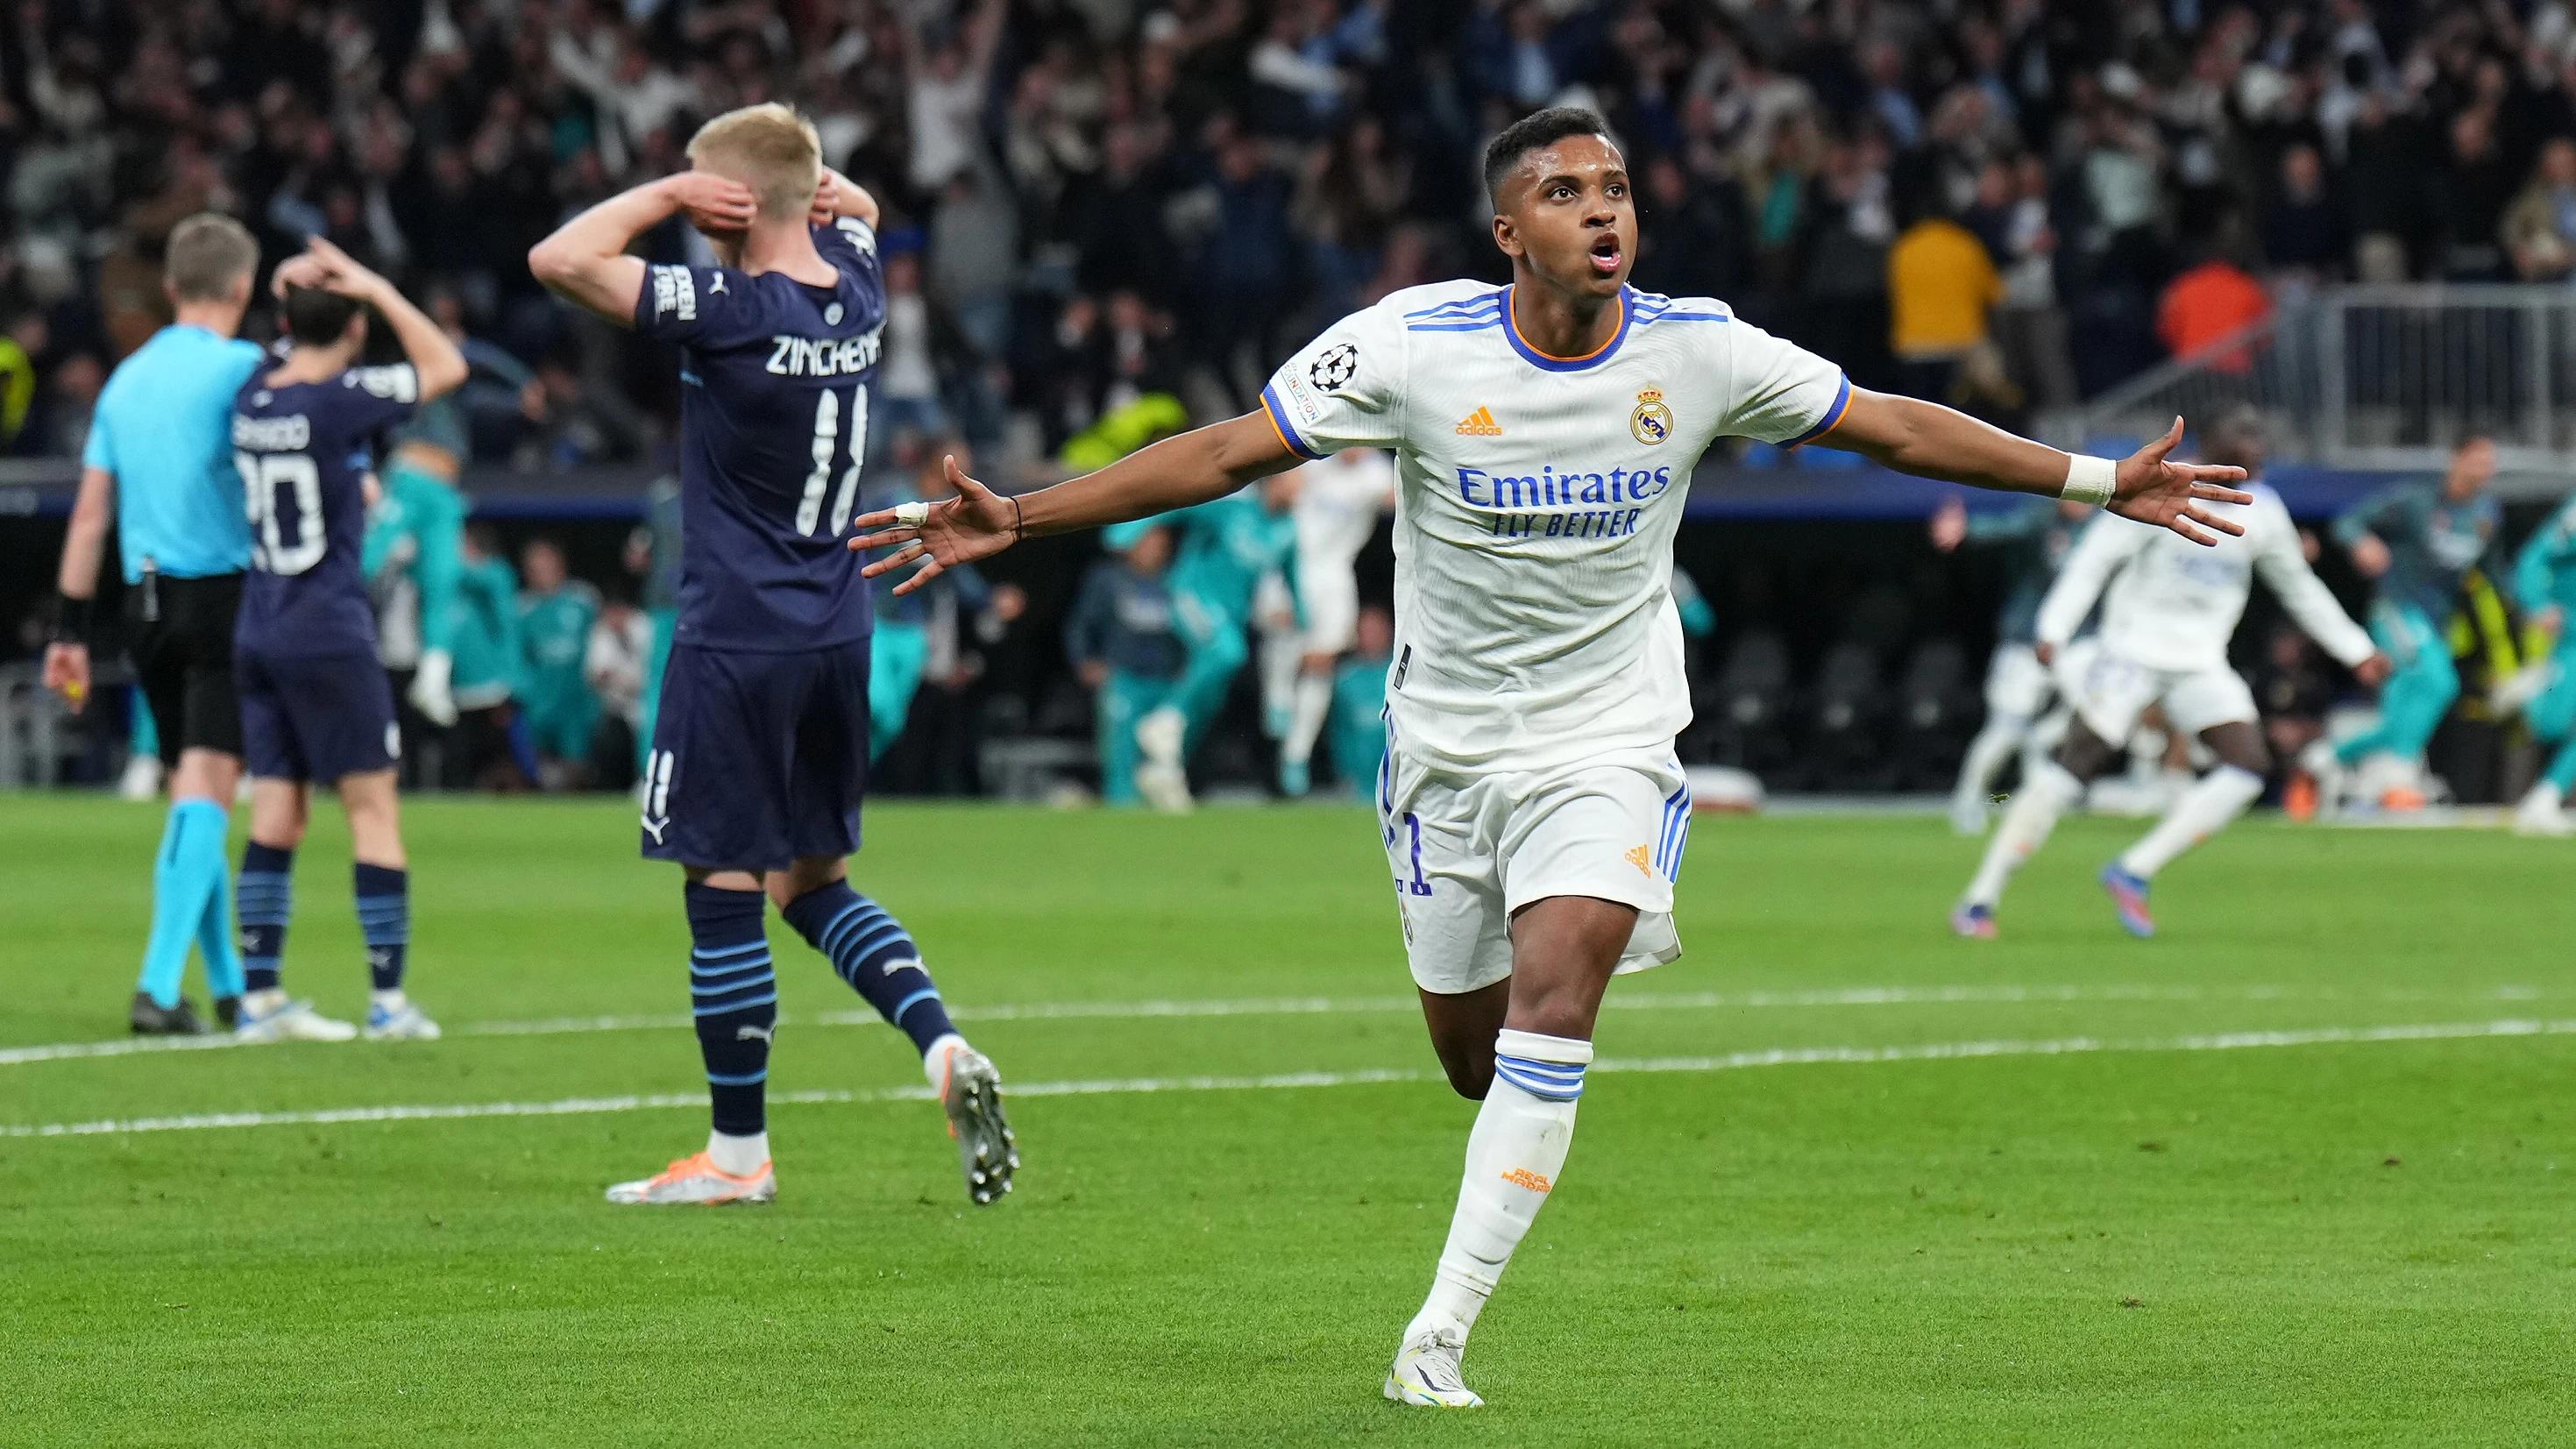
233, 991, 357, 1043
1133, 707, 1194, 813
605, 1151, 777, 1204
2516, 782, 2574, 837
933, 1040, 1018, 1205
1385, 1327, 1483, 1408
364, 998, 443, 1041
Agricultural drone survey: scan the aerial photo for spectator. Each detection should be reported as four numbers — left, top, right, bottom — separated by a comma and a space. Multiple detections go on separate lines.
2436, 106, 2516, 281
2503, 138, 2576, 282
873, 245, 953, 461
1066, 524, 1185, 808
585, 595, 655, 793
2260, 144, 2352, 286
1991, 153, 2076, 412
1886, 207, 2002, 406
451, 524, 533, 792
2158, 236, 2274, 373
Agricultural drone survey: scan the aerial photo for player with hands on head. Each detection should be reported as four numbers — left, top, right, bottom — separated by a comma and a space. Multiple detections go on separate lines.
529, 103, 1014, 1210
227, 233, 468, 1045
854, 106, 2249, 1409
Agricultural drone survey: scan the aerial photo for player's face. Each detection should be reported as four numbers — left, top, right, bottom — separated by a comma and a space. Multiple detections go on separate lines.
2447, 437, 2497, 496
1493, 135, 1635, 301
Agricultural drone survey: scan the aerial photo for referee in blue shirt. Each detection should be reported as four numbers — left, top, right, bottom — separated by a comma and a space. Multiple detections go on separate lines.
44, 214, 266, 1035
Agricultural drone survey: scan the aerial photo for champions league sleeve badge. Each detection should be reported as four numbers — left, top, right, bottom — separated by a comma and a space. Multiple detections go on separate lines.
1630, 387, 1673, 445
1309, 343, 1359, 393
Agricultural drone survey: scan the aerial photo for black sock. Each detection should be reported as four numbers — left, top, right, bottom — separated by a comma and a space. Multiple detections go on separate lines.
779, 881, 957, 1055
685, 882, 775, 1137
354, 863, 408, 992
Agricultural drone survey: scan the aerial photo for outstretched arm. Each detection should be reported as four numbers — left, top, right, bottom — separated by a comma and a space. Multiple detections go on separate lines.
527, 174, 759, 326
1819, 393, 2249, 545
851, 412, 1299, 594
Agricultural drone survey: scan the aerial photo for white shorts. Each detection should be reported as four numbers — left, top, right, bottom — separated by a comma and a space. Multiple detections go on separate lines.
1297, 558, 1360, 656
1984, 642, 2054, 719
1379, 742, 1688, 996
2062, 644, 2257, 744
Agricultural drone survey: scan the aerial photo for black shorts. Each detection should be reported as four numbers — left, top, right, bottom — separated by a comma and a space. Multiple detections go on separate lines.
640, 639, 870, 870
127, 572, 245, 768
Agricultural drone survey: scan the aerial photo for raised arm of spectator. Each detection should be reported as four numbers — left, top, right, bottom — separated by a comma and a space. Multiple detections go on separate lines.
851, 412, 1299, 595
1816, 395, 2248, 545
527, 174, 760, 327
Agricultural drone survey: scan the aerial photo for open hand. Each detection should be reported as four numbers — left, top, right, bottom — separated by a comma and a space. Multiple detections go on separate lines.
664, 171, 757, 237
849, 454, 1024, 595
808, 167, 874, 227
274, 235, 387, 303
2110, 418, 2252, 545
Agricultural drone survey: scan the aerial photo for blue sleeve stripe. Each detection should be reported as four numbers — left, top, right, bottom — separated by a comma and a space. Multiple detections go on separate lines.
1260, 384, 1324, 460
1784, 374, 1853, 448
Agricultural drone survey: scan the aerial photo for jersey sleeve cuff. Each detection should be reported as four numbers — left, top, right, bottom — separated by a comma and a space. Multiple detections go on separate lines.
1782, 374, 1852, 448
1260, 384, 1325, 461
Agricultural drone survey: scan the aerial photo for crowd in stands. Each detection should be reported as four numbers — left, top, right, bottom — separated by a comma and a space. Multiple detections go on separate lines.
8, 0, 2576, 472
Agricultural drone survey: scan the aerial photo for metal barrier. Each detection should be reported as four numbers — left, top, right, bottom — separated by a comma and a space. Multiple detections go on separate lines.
0, 662, 68, 788
2068, 284, 2576, 479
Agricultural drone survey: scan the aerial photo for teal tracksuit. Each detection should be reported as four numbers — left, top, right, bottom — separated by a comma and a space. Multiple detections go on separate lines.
2330, 482, 2510, 764
451, 556, 523, 711
2516, 495, 2576, 794
1329, 649, 1392, 800
1101, 491, 1298, 752
363, 463, 467, 672
1065, 557, 1186, 806
520, 580, 600, 761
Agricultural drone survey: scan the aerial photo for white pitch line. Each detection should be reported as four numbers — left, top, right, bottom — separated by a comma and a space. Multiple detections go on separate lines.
8, 1019, 2572, 1140
0, 982, 2548, 1069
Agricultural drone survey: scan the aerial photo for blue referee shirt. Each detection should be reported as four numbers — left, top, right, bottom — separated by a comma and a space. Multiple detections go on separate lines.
82, 323, 266, 584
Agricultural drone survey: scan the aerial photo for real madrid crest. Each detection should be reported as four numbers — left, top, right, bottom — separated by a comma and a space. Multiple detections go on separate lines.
1630, 387, 1673, 445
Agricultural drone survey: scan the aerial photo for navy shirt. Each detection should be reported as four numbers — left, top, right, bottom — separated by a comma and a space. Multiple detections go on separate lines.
233, 362, 420, 656
634, 219, 886, 651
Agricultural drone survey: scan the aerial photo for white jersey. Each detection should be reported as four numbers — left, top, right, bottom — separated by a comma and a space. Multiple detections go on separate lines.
2034, 482, 2374, 673
1261, 281, 1848, 772
1294, 447, 1395, 566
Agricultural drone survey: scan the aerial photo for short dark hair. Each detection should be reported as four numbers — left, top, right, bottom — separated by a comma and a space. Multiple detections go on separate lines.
282, 284, 363, 345
1482, 107, 1617, 202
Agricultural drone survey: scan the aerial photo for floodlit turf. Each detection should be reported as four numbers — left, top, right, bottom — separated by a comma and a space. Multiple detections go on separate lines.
4, 794, 2576, 1446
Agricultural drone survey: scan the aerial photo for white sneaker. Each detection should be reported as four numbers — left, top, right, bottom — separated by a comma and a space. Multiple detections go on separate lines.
1948, 796, 1990, 835
2298, 739, 2349, 814
364, 1000, 443, 1041
2493, 660, 2558, 717
233, 993, 357, 1043
1385, 1328, 1483, 1408
2516, 783, 2574, 837
117, 753, 164, 802
604, 1150, 776, 1204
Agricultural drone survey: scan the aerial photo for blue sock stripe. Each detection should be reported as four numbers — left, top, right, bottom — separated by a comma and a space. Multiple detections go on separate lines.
688, 963, 775, 992
688, 953, 774, 975
813, 901, 869, 955
817, 903, 889, 958
704, 1069, 768, 1086
690, 940, 769, 960
1494, 1056, 1586, 1101
839, 922, 913, 965
890, 987, 943, 1021
692, 990, 777, 1018
1495, 1054, 1586, 1079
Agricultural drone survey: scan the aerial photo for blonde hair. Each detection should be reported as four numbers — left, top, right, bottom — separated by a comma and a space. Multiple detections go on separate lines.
165, 213, 259, 302
685, 103, 823, 224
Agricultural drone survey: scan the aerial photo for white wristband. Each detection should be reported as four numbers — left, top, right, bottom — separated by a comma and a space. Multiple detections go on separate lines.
2061, 454, 2117, 506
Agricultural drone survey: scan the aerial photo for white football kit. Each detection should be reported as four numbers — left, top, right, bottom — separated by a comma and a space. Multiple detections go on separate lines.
1292, 447, 1396, 653
1262, 282, 1849, 992
2035, 483, 2374, 743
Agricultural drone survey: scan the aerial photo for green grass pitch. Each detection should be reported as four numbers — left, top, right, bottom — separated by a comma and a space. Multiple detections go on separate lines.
4, 794, 2575, 1446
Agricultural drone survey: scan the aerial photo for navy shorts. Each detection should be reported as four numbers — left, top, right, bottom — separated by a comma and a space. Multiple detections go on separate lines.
237, 646, 399, 783
641, 639, 869, 870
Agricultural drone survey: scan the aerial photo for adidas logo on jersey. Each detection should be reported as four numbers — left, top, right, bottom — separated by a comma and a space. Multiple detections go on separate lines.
1624, 844, 1653, 875
1455, 406, 1502, 437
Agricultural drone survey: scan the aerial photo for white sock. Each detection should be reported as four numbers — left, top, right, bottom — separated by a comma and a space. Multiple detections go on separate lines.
1283, 672, 1334, 767
1952, 714, 2031, 812
2119, 764, 2263, 879
706, 1128, 769, 1175
921, 1032, 968, 1092
1963, 762, 2083, 907
371, 988, 407, 1013
1407, 1028, 1591, 1344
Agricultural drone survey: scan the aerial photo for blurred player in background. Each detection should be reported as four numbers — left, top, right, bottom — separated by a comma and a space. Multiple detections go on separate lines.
363, 439, 469, 773
867, 441, 1024, 762
855, 107, 2247, 1405
531, 103, 1014, 1207
628, 475, 684, 778
1275, 445, 1394, 796
1101, 473, 1301, 811
518, 537, 601, 788
230, 237, 468, 1043
1929, 492, 2094, 834
1955, 417, 2388, 938
2314, 436, 2510, 812
42, 214, 265, 1034
1329, 604, 1397, 797
1064, 525, 1185, 805
2498, 492, 2576, 835
450, 524, 536, 789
